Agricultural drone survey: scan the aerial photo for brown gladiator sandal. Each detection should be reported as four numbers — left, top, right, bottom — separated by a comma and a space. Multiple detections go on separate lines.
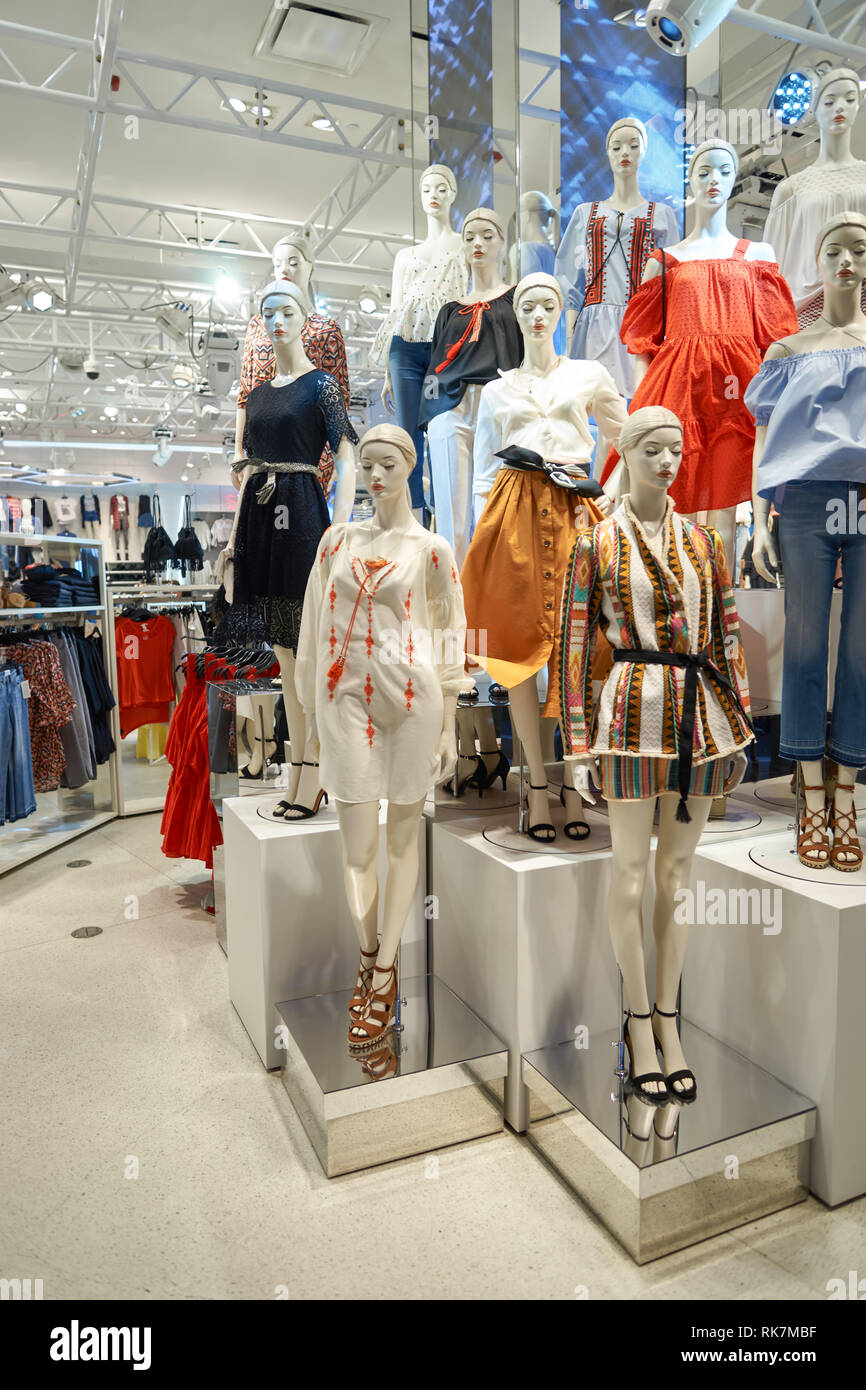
348, 962, 398, 1051
348, 945, 379, 1024
797, 784, 830, 869
829, 783, 862, 873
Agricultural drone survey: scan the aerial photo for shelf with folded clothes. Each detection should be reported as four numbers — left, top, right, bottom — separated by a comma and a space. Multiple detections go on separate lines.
0, 605, 106, 617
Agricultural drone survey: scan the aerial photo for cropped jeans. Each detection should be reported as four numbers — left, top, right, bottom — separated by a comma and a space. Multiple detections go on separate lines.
388, 336, 432, 510
0, 665, 36, 824
778, 479, 866, 768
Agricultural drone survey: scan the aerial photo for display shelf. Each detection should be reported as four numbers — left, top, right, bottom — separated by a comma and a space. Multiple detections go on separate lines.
0, 532, 100, 546
0, 605, 104, 617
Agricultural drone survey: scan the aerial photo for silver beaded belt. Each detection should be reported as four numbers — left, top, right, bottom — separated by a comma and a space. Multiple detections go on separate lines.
238, 458, 318, 505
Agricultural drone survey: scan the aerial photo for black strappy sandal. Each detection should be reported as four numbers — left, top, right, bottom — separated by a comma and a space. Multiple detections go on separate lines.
239, 735, 276, 780
559, 782, 590, 840
623, 1008, 669, 1106
652, 1004, 697, 1105
523, 782, 556, 843
280, 760, 329, 821
272, 762, 302, 818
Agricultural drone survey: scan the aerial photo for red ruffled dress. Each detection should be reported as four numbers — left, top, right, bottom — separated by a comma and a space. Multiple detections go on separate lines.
601, 240, 798, 513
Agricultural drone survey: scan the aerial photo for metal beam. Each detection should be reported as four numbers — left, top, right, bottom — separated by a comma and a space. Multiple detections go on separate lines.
727, 4, 866, 62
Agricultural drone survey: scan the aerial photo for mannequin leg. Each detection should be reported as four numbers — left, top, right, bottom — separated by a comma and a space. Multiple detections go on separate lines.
827, 528, 866, 865
606, 798, 661, 1093
426, 389, 476, 568
241, 694, 276, 777
830, 763, 862, 868
335, 799, 380, 956
473, 708, 501, 777
272, 644, 309, 807
652, 792, 713, 1095
508, 674, 550, 834
376, 795, 427, 973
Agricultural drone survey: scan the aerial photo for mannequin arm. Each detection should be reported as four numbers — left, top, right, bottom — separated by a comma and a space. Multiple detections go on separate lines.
750, 423, 778, 583
565, 309, 578, 349
231, 405, 247, 490
723, 751, 748, 794
331, 438, 356, 524
379, 252, 406, 410
435, 694, 459, 783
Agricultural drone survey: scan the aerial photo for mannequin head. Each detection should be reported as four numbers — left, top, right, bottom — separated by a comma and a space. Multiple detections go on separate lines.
815, 213, 866, 292
358, 423, 416, 502
813, 68, 861, 138
461, 208, 506, 274
271, 235, 314, 293
519, 190, 559, 242
514, 273, 563, 345
259, 280, 309, 349
688, 139, 738, 209
606, 118, 647, 177
419, 164, 457, 224
619, 408, 683, 496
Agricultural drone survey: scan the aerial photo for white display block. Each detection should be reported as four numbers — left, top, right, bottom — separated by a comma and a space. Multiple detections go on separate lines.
223, 796, 426, 1070
430, 809, 622, 1131
737, 588, 841, 705
682, 830, 866, 1206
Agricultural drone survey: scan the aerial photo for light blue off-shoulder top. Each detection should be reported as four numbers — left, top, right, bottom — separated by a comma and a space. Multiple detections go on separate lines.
744, 346, 866, 499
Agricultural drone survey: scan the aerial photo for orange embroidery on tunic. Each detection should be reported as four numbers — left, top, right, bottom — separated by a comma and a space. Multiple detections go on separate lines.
404, 677, 414, 711
364, 672, 373, 705
366, 715, 375, 747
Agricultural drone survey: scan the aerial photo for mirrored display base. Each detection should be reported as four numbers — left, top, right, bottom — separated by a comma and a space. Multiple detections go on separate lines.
276, 974, 508, 1177
523, 1021, 815, 1265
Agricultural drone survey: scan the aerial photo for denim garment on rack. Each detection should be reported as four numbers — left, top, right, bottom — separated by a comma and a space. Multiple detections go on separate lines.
0, 665, 37, 825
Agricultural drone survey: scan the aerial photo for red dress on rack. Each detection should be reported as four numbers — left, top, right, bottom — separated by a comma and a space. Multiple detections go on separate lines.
601, 241, 798, 514
160, 660, 220, 868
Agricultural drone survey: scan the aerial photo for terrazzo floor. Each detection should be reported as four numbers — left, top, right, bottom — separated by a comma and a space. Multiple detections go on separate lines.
1, 813, 864, 1301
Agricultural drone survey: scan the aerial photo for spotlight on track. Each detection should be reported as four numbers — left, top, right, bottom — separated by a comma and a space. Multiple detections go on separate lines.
645, 0, 737, 55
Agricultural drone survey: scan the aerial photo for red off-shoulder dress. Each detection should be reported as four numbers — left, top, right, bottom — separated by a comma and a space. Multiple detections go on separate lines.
601, 240, 797, 513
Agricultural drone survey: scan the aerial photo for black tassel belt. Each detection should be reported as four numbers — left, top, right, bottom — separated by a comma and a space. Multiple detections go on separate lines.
612, 647, 752, 822
495, 444, 604, 497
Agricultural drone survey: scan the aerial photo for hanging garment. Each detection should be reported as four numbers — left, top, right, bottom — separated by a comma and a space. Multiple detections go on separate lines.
115, 613, 176, 736
109, 494, 131, 530
210, 516, 234, 546
49, 631, 96, 788
4, 640, 76, 792
174, 496, 205, 577
238, 312, 351, 495
296, 522, 472, 804
141, 496, 177, 578
53, 495, 77, 526
138, 494, 155, 528
0, 663, 37, 824
601, 243, 798, 513
80, 493, 101, 524
69, 629, 115, 764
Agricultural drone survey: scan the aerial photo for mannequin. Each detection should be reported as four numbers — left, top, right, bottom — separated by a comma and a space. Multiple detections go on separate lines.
295, 424, 470, 1070
764, 69, 866, 325
419, 207, 521, 568
79, 490, 101, 539
554, 118, 678, 396
110, 494, 130, 559
562, 409, 753, 1102
746, 212, 866, 872
224, 280, 356, 816
234, 234, 349, 498
461, 272, 626, 839
602, 138, 798, 571
374, 164, 467, 510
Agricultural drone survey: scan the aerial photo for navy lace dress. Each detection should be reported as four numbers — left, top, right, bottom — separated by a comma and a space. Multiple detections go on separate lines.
230, 370, 358, 651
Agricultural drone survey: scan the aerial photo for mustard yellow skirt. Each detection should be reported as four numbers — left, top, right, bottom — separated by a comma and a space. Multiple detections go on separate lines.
461, 468, 604, 720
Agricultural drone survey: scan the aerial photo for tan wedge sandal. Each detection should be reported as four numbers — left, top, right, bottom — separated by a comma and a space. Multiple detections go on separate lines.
348, 962, 398, 1051
348, 945, 378, 1025
829, 783, 862, 873
798, 783, 830, 869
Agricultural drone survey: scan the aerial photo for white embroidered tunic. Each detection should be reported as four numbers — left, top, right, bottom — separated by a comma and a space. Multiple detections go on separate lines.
295, 522, 472, 803
370, 234, 469, 366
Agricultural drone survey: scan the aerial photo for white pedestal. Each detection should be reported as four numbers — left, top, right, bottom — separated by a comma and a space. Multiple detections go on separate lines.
431, 808, 621, 1131
737, 588, 842, 704
223, 796, 427, 1070
683, 830, 866, 1206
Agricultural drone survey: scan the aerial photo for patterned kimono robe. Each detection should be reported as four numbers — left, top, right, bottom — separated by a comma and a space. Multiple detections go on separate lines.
559, 496, 752, 803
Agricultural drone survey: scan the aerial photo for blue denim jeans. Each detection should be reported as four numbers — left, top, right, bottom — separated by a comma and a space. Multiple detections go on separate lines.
779, 480, 866, 767
0, 665, 37, 824
388, 336, 432, 510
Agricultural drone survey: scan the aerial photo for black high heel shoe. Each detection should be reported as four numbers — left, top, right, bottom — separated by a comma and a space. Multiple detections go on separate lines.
443, 753, 481, 797
651, 1005, 697, 1104
488, 682, 509, 702
466, 749, 510, 795
280, 761, 329, 821
272, 762, 302, 818
239, 735, 276, 780
623, 1008, 669, 1106
559, 783, 590, 840
522, 782, 556, 843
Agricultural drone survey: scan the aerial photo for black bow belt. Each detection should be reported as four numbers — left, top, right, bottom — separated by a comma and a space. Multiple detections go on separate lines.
494, 444, 604, 498
612, 647, 751, 822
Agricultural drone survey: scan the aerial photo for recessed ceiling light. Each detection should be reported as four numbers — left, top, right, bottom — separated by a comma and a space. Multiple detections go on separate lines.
15, 401, 27, 413
29, 288, 54, 312
227, 96, 247, 113
311, 116, 334, 131
103, 405, 119, 418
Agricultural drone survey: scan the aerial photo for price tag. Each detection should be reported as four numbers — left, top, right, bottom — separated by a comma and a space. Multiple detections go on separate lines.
20, 679, 31, 699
